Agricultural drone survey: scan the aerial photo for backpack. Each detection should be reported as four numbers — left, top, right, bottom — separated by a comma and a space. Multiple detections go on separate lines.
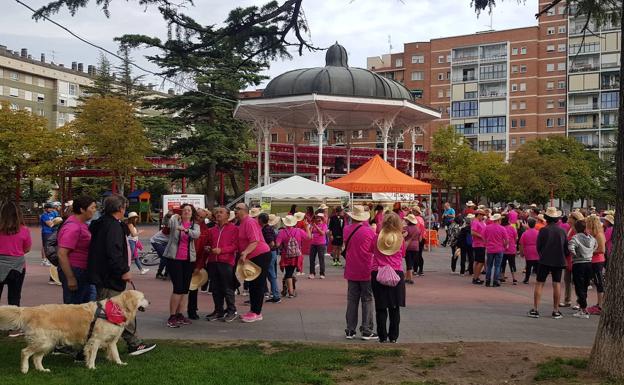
283, 229, 301, 259
44, 223, 65, 267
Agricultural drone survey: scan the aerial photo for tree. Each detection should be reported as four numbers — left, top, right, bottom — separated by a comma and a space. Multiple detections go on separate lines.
81, 53, 115, 99
464, 151, 512, 205
71, 96, 151, 195
115, 44, 148, 103
429, 126, 474, 196
473, 1, 624, 378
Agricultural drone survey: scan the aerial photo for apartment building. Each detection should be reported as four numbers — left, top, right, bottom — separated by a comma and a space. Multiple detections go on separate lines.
0, 46, 94, 129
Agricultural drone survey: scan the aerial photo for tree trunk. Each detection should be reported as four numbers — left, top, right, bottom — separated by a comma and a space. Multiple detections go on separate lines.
228, 172, 241, 199
205, 161, 217, 209
589, 4, 624, 378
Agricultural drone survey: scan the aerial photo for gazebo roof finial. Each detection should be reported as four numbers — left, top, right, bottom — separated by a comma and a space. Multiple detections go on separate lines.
325, 42, 348, 67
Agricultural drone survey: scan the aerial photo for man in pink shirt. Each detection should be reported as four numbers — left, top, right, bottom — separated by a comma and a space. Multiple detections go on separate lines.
343, 205, 377, 341
483, 214, 509, 287
235, 203, 272, 323
205, 207, 239, 322
471, 210, 487, 285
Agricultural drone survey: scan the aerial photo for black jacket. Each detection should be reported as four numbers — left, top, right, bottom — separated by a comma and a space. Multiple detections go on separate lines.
88, 214, 130, 292
328, 215, 346, 240
537, 223, 568, 267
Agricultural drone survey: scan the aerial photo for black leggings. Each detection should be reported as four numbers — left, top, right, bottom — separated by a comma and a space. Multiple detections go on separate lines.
524, 260, 538, 283
572, 263, 592, 309
376, 306, 400, 342
405, 250, 417, 271
0, 269, 25, 306
415, 239, 425, 274
461, 246, 474, 275
248, 252, 272, 315
501, 254, 517, 274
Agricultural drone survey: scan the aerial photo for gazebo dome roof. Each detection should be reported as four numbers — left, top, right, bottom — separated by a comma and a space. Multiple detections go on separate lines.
263, 42, 413, 101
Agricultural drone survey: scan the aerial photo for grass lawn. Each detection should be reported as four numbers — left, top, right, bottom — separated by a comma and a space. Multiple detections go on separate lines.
0, 337, 401, 385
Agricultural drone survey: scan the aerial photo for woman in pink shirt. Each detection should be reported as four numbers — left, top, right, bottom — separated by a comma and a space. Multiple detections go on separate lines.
277, 215, 311, 297
500, 215, 518, 285
0, 202, 31, 310
483, 214, 508, 287
471, 210, 487, 285
403, 214, 422, 284
586, 215, 606, 315
309, 213, 328, 279
370, 212, 406, 343
519, 217, 539, 284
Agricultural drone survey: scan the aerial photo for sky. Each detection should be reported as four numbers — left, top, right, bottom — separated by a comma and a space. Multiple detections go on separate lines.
2, 0, 540, 91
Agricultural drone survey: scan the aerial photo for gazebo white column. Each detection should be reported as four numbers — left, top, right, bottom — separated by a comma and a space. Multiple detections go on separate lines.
374, 111, 400, 161
407, 125, 422, 178
312, 105, 334, 183
254, 117, 277, 186
255, 128, 262, 186
292, 130, 298, 175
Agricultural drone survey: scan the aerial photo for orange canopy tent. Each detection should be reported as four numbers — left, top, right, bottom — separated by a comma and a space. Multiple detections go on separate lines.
327, 155, 431, 194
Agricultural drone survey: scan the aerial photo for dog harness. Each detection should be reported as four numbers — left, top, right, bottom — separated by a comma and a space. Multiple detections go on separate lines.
85, 301, 126, 342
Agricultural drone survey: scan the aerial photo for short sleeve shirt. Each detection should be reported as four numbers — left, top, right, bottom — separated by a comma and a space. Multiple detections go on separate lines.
0, 226, 32, 257
58, 215, 91, 269
238, 217, 271, 259
40, 211, 58, 235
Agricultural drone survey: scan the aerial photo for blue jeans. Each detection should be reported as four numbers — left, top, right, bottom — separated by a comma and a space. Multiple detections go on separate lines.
267, 250, 280, 299
58, 266, 96, 304
486, 252, 503, 283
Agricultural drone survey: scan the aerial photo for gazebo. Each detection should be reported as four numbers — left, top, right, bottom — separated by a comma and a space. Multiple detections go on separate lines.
234, 42, 440, 186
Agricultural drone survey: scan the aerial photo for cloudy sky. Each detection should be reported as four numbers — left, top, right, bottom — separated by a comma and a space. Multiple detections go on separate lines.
3, 0, 540, 91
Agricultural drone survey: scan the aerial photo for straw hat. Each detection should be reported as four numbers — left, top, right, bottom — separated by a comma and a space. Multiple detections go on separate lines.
605, 215, 615, 225
268, 214, 281, 227
477, 205, 485, 210
466, 200, 475, 207
466, 214, 475, 219
490, 213, 502, 222
249, 207, 262, 218
377, 229, 403, 256
570, 211, 584, 222
49, 266, 61, 285
475, 209, 486, 215
314, 212, 325, 218
128, 212, 139, 219
605, 209, 615, 216
544, 207, 562, 219
412, 205, 422, 214
319, 203, 329, 210
282, 215, 298, 227
529, 203, 537, 208
236, 260, 262, 282
347, 205, 370, 222
405, 214, 419, 225
52, 217, 63, 226
293, 212, 305, 222
228, 210, 235, 222
537, 214, 545, 222
189, 269, 208, 290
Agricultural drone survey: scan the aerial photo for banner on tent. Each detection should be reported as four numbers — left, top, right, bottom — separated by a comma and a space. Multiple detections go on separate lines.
372, 193, 416, 201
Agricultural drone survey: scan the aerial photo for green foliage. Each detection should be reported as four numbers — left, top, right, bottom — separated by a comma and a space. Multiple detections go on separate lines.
464, 151, 512, 204
140, 115, 183, 154
81, 53, 116, 99
429, 126, 474, 189
114, 44, 148, 103
534, 357, 588, 381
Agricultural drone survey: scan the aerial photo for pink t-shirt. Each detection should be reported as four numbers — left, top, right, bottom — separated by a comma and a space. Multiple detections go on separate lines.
484, 223, 507, 254
58, 215, 91, 269
559, 221, 570, 234
276, 227, 307, 257
310, 223, 328, 245
175, 221, 192, 260
405, 224, 421, 251
0, 226, 31, 257
507, 210, 518, 224
504, 225, 517, 255
471, 220, 486, 248
238, 216, 271, 259
343, 223, 376, 281
519, 228, 539, 261
370, 234, 406, 272
605, 226, 613, 256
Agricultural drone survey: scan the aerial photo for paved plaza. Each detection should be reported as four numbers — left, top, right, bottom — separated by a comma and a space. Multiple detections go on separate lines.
16, 226, 598, 347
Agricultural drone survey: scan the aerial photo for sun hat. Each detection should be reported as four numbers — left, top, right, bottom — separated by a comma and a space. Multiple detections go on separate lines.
377, 229, 403, 256
319, 203, 329, 210
64, 200, 73, 207
466, 214, 475, 219
236, 260, 262, 282
570, 211, 584, 222
282, 215, 298, 227
128, 212, 139, 219
189, 269, 208, 290
605, 215, 615, 225
605, 209, 615, 216
477, 205, 485, 210
544, 207, 562, 219
293, 212, 305, 222
268, 214, 281, 227
347, 205, 370, 222
537, 214, 545, 222
490, 213, 502, 222
49, 266, 61, 285
475, 209, 486, 215
314, 212, 325, 218
249, 207, 262, 218
529, 203, 537, 208
466, 201, 475, 206
405, 214, 419, 225
412, 205, 422, 214
228, 210, 235, 222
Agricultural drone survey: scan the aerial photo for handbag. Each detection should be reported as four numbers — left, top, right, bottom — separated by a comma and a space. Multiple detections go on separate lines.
376, 265, 400, 287
341, 224, 363, 258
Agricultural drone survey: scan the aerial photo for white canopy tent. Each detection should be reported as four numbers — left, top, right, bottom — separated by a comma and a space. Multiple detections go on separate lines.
244, 175, 349, 204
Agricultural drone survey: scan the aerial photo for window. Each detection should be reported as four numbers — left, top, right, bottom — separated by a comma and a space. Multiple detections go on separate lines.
546, 63, 555, 72
395, 58, 403, 67
547, 27, 555, 35
37, 78, 45, 87
520, 119, 526, 127
520, 137, 526, 144
558, 99, 566, 108
287, 133, 294, 142
520, 65, 527, 73
511, 102, 518, 110
557, 62, 566, 71
271, 133, 278, 142
511, 138, 517, 146
557, 117, 566, 126
438, 55, 444, 63
438, 90, 444, 98
601, 92, 619, 109
24, 91, 32, 101
479, 116, 506, 134
512, 48, 518, 55
9, 88, 18, 97
519, 83, 526, 91
558, 6, 566, 15
519, 101, 526, 109
10, 72, 18, 81
59, 98, 66, 105
511, 119, 517, 128
546, 118, 554, 127
464, 91, 477, 99
479, 63, 507, 80
521, 47, 527, 54
558, 44, 566, 52
447, 55, 452, 63
547, 45, 555, 52
446, 72, 451, 80
411, 89, 423, 99
411, 55, 424, 64
511, 65, 518, 73
37, 93, 45, 102
438, 73, 444, 80
411, 71, 424, 81
546, 100, 554, 109
451, 100, 478, 118
479, 139, 506, 151
511, 84, 518, 92
546, 81, 554, 90
304, 131, 311, 141
557, 80, 566, 89
558, 26, 566, 34
352, 130, 363, 139
546, 8, 555, 16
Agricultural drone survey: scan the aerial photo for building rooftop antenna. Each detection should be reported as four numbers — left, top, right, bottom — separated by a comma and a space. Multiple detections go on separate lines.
388, 35, 393, 54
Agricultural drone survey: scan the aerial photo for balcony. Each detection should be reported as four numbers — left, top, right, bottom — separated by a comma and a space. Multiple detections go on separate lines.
479, 73, 507, 82
452, 56, 479, 65
456, 127, 478, 136
480, 54, 507, 63
569, 64, 600, 73
479, 91, 507, 99
568, 104, 599, 112
601, 123, 618, 129
568, 124, 599, 131
452, 75, 477, 82
568, 43, 600, 55
602, 62, 620, 69
601, 83, 620, 90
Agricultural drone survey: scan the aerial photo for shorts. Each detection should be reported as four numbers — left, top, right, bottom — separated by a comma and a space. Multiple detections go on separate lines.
473, 247, 486, 263
536, 264, 563, 283
331, 237, 344, 247
167, 259, 193, 295
592, 262, 605, 293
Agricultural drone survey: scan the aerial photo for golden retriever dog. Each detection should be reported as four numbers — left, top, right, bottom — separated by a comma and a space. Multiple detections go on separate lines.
0, 290, 149, 373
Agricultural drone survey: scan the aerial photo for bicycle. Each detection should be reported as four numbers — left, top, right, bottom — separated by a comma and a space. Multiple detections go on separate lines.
138, 247, 160, 266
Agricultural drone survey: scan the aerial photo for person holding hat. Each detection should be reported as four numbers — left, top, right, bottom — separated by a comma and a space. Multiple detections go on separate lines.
258, 213, 281, 304
40, 202, 59, 268
471, 210, 487, 285
235, 203, 272, 323
343, 205, 377, 340
456, 214, 475, 276
204, 207, 239, 322
370, 212, 406, 343
309, 212, 329, 279
528, 207, 568, 319
403, 214, 422, 284
462, 201, 476, 217
276, 215, 311, 298
483, 214, 508, 287
186, 208, 211, 320
328, 206, 346, 267
585, 215, 606, 316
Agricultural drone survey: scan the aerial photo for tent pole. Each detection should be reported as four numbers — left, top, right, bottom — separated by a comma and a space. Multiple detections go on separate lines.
293, 130, 298, 175
263, 123, 271, 186
428, 193, 432, 253
393, 137, 398, 168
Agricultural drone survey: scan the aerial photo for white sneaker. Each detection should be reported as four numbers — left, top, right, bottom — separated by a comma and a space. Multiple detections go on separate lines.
140, 268, 150, 275
42, 259, 51, 267
573, 310, 590, 319
308, 274, 315, 279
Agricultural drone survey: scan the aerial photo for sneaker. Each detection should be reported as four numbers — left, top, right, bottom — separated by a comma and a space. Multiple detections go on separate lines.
128, 343, 156, 356
527, 309, 540, 318
200, 289, 209, 293
573, 310, 590, 319
559, 302, 571, 307
572, 304, 581, 310
485, 281, 491, 287
242, 290, 249, 296
552, 311, 563, 319
241, 312, 263, 323
287, 294, 295, 298
266, 297, 282, 303
587, 305, 602, 315
361, 332, 379, 341
140, 268, 150, 275
308, 274, 315, 279
42, 259, 51, 267
492, 282, 501, 287
155, 273, 165, 280
176, 314, 192, 325
472, 279, 483, 285
522, 280, 529, 284
8, 329, 24, 337
332, 261, 339, 267
167, 316, 180, 328
319, 275, 325, 280
205, 311, 225, 321
406, 279, 415, 285
345, 330, 356, 340
512, 280, 518, 285
222, 312, 239, 322
48, 278, 59, 285
188, 313, 200, 320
